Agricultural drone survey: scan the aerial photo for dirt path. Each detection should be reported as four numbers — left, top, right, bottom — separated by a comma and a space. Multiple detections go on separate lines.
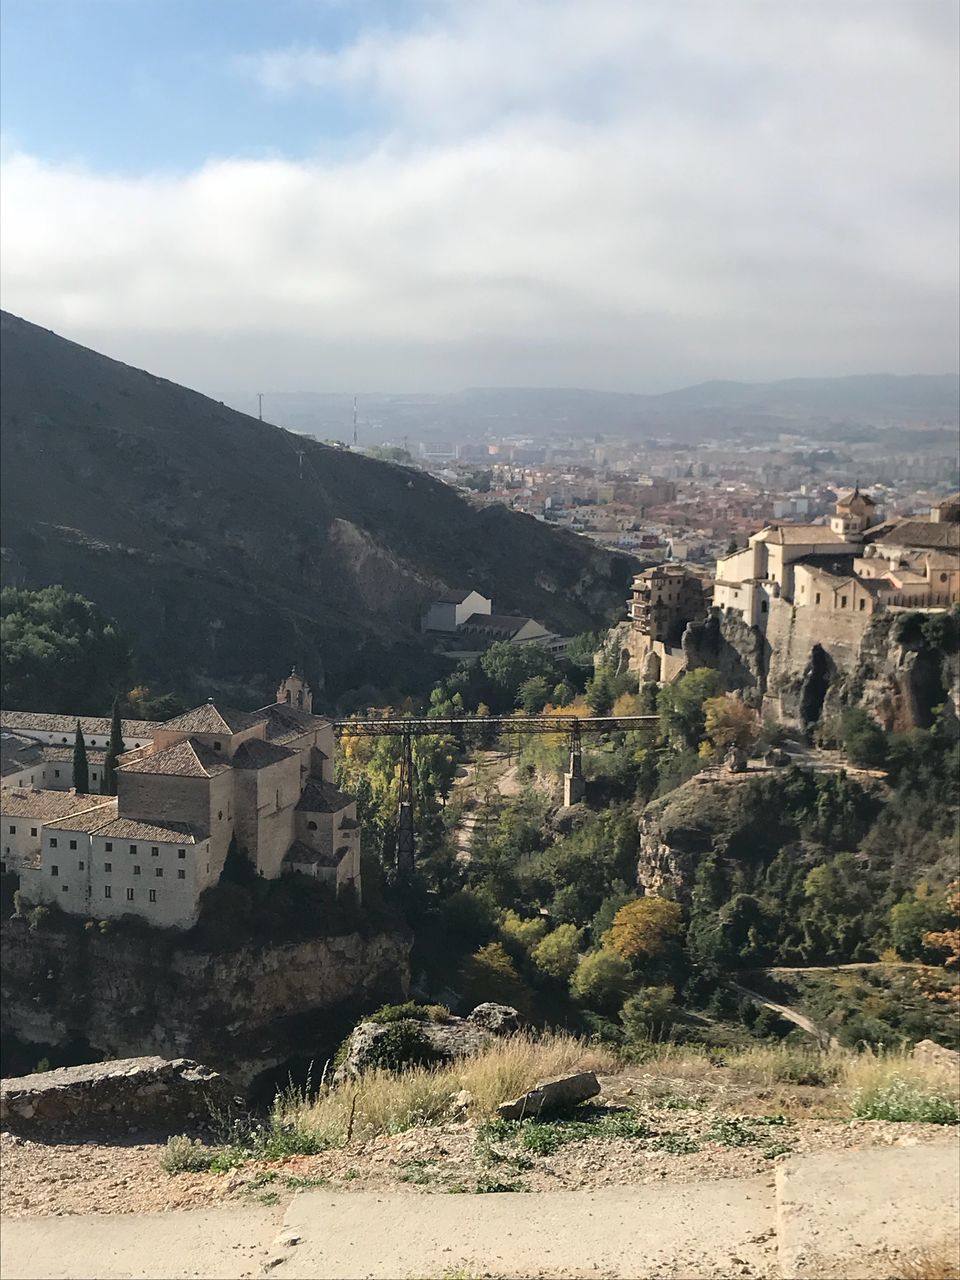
729, 981, 841, 1050
449, 749, 524, 862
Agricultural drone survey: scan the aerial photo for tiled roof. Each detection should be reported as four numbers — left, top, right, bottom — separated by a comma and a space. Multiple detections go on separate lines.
0, 789, 115, 821
755, 525, 846, 546
1, 733, 45, 777
159, 703, 262, 735
45, 801, 120, 832
284, 840, 345, 869
875, 521, 960, 552
232, 739, 297, 770
296, 778, 355, 814
254, 703, 331, 745
836, 488, 877, 507
117, 738, 231, 778
92, 817, 206, 844
0, 711, 161, 738
41, 746, 107, 764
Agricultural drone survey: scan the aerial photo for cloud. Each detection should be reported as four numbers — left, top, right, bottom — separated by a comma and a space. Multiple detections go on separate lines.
1, 0, 957, 390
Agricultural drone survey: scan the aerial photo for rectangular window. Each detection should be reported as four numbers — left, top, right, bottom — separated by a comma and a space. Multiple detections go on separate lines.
155, 867, 163, 878
51, 865, 59, 876
859, 598, 866, 611
134, 865, 141, 876
62, 884, 69, 893
31, 827, 37, 837
78, 862, 85, 870
149, 890, 157, 903
178, 850, 186, 859
105, 843, 113, 852
213, 741, 222, 751
815, 593, 821, 604
151, 847, 159, 857
8, 826, 15, 835
126, 888, 134, 901
177, 868, 186, 880
104, 886, 112, 899
50, 838, 58, 848
841, 596, 848, 609
104, 862, 112, 873
92, 772, 98, 781
69, 840, 77, 850
54, 769, 61, 777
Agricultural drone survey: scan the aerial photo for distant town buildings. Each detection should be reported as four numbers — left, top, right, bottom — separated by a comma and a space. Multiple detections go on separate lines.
0, 669, 361, 930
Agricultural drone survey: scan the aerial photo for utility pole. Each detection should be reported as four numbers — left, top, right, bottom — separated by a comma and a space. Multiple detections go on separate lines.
353, 395, 358, 448
258, 393, 263, 421
396, 730, 415, 876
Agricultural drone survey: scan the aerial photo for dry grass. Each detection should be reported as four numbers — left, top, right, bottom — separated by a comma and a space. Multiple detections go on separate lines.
279, 1031, 620, 1143
843, 1047, 959, 1123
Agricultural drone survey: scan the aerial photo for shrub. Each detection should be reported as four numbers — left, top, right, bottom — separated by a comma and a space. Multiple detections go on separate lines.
841, 708, 888, 769
363, 1021, 445, 1073
850, 1078, 959, 1124
620, 986, 676, 1041
367, 1002, 449, 1025
160, 1135, 218, 1174
499, 909, 548, 958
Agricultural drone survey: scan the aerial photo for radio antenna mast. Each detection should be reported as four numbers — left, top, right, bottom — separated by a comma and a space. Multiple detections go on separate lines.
258, 392, 263, 421
353, 396, 358, 448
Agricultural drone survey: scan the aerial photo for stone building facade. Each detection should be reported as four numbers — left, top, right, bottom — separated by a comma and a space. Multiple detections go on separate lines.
5, 670, 361, 930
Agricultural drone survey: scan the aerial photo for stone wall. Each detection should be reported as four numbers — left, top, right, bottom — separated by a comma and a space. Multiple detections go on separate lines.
1, 920, 412, 1091
0, 1056, 232, 1134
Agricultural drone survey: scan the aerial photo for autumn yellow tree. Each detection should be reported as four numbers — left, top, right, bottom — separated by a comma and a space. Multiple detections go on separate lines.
699, 693, 760, 759
603, 897, 683, 966
917, 882, 960, 1008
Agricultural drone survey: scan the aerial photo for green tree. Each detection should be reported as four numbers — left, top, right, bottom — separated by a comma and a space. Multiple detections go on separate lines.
890, 887, 952, 961
531, 923, 582, 979
1, 586, 132, 714
657, 668, 722, 749
100, 697, 125, 796
585, 671, 614, 716
72, 722, 89, 795
620, 986, 676, 1041
840, 708, 888, 769
499, 908, 548, 958
517, 676, 551, 714
551, 679, 576, 707
569, 948, 632, 1010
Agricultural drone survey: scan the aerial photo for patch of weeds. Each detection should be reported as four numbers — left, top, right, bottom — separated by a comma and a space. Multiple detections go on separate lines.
206, 1111, 333, 1171
516, 1110, 650, 1156
475, 1175, 523, 1193
399, 1159, 437, 1185
762, 1142, 795, 1159
245, 1170, 278, 1192
257, 1190, 281, 1207
657, 1095, 706, 1112
283, 1174, 329, 1190
159, 1135, 218, 1174
851, 1080, 959, 1125
341, 1168, 360, 1181
445, 1182, 468, 1194
706, 1118, 761, 1148
649, 1133, 701, 1154
752, 1113, 794, 1127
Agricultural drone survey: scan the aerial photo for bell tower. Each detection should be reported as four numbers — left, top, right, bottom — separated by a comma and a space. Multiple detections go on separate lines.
277, 666, 312, 713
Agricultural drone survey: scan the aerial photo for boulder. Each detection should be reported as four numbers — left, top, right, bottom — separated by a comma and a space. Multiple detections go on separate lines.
467, 1003, 521, 1035
497, 1071, 601, 1120
334, 1005, 521, 1082
912, 1039, 960, 1072
0, 1056, 233, 1135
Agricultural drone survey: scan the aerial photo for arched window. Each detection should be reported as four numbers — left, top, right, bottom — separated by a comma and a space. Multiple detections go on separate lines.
307, 821, 317, 831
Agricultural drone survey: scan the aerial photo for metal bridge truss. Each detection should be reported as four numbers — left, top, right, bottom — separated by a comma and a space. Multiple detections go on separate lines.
332, 715, 658, 874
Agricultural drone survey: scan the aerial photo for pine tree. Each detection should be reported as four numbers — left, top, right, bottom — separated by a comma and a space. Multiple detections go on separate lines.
101, 697, 125, 796
72, 721, 89, 795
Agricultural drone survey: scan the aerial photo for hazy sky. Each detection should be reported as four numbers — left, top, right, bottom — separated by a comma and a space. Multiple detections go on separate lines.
1, 0, 958, 394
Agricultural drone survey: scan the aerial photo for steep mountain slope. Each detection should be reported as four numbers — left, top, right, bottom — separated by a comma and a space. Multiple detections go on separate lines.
0, 313, 635, 704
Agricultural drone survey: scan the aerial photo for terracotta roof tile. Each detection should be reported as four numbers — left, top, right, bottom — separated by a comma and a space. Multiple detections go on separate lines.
0, 789, 115, 822
296, 778, 354, 814
232, 739, 297, 769
93, 817, 206, 843
159, 703, 262, 735
117, 738, 230, 778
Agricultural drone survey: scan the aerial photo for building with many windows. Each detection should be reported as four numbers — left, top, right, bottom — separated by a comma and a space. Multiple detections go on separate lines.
4, 669, 361, 929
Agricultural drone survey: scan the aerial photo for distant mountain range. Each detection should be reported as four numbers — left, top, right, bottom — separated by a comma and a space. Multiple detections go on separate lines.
223, 374, 960, 446
0, 313, 635, 706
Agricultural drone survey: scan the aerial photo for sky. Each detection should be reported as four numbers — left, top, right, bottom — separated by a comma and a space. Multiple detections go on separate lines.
1, 0, 958, 394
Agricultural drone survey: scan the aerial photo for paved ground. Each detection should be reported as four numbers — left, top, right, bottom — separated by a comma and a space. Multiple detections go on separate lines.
3, 1139, 957, 1280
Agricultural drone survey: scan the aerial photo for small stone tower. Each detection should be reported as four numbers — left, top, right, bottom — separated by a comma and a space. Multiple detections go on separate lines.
277, 666, 312, 713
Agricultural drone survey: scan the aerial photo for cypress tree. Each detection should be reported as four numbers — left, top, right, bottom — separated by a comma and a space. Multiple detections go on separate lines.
72, 721, 89, 795
101, 698, 125, 796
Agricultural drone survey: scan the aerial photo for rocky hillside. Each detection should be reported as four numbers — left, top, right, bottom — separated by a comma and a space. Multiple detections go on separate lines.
0, 312, 636, 703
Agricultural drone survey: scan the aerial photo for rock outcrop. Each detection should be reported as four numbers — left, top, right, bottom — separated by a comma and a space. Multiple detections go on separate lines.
335, 1004, 520, 1080
497, 1071, 601, 1120
1, 920, 412, 1092
0, 1056, 232, 1134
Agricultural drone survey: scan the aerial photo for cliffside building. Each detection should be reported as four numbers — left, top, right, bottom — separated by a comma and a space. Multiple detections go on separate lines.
2, 671, 361, 930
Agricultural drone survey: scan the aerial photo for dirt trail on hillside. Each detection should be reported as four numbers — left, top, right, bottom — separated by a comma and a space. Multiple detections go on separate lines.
449, 750, 524, 862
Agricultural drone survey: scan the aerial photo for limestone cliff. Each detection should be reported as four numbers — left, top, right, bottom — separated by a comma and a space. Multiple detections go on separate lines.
0, 920, 411, 1091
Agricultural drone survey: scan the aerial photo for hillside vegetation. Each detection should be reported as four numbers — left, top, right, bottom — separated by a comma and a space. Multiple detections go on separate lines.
0, 312, 634, 705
